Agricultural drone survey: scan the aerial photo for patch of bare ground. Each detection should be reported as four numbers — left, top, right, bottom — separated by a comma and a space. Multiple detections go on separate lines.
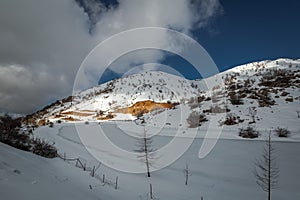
116, 100, 176, 116
61, 116, 80, 121
61, 111, 94, 116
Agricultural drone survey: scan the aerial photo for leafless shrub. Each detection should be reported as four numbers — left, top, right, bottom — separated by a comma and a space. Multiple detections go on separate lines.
188, 97, 199, 109
239, 126, 259, 138
230, 93, 244, 105
274, 127, 290, 137
204, 105, 230, 114
285, 97, 293, 102
187, 111, 207, 128
221, 113, 240, 125
32, 138, 57, 158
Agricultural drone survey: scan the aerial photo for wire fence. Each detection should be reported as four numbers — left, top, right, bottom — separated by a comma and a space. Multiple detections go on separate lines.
57, 152, 118, 190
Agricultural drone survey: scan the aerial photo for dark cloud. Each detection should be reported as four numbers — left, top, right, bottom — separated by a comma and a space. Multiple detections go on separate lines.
0, 0, 222, 114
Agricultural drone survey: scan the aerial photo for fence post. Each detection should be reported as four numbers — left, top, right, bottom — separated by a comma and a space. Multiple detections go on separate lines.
115, 176, 118, 189
91, 166, 95, 177
63, 152, 66, 161
102, 174, 105, 183
150, 184, 153, 199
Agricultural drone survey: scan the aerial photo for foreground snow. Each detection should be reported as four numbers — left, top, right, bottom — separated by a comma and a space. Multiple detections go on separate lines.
2, 122, 299, 200
0, 142, 106, 200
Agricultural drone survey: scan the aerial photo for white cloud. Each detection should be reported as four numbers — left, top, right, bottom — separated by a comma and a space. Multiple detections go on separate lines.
0, 0, 222, 114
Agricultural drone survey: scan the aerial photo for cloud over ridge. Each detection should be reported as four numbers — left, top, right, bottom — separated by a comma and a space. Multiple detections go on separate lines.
0, 0, 222, 114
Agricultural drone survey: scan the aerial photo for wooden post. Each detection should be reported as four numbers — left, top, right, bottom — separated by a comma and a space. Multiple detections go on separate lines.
185, 173, 188, 185
91, 166, 95, 177
184, 163, 190, 185
149, 184, 153, 199
63, 152, 66, 161
102, 174, 105, 183
115, 176, 118, 189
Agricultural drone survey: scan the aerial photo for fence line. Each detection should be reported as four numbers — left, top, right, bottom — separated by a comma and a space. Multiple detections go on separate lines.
57, 152, 118, 189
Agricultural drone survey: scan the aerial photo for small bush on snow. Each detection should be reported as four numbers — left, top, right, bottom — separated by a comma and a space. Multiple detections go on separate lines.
275, 127, 290, 137
221, 113, 241, 125
188, 97, 199, 109
187, 111, 207, 128
239, 126, 259, 138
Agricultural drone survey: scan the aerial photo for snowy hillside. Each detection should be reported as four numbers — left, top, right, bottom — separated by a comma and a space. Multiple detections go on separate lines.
23, 70, 204, 123
0, 142, 105, 200
23, 58, 300, 139
2, 58, 300, 200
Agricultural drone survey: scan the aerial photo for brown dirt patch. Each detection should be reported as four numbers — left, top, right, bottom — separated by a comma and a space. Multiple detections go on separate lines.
61, 117, 80, 121
116, 100, 175, 116
61, 111, 94, 116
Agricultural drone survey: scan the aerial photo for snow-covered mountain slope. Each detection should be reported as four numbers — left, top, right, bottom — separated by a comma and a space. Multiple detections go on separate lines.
0, 142, 106, 200
23, 70, 203, 123
183, 58, 300, 137
23, 58, 300, 138
2, 58, 300, 200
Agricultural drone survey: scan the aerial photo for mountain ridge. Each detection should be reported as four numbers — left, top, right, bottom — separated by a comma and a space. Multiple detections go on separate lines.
22, 58, 300, 135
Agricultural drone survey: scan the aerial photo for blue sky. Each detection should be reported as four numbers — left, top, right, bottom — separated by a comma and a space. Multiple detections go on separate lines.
195, 0, 300, 71
100, 0, 300, 83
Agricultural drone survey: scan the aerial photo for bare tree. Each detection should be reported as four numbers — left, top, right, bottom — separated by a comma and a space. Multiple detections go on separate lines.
135, 126, 156, 177
183, 162, 192, 185
139, 184, 159, 200
254, 132, 279, 200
